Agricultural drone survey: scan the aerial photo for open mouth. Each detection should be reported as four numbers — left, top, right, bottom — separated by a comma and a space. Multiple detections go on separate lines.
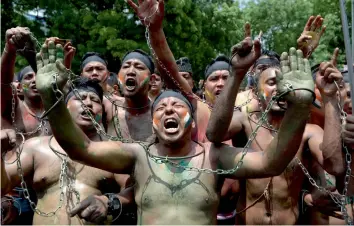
215, 90, 222, 96
125, 78, 137, 91
30, 84, 38, 92
80, 109, 94, 120
164, 118, 179, 134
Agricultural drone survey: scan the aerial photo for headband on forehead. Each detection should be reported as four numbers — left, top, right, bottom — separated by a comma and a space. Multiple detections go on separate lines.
65, 78, 103, 104
151, 90, 193, 116
254, 57, 280, 68
342, 66, 354, 83
205, 61, 230, 79
17, 66, 34, 81
81, 53, 107, 71
122, 50, 155, 74
176, 57, 193, 74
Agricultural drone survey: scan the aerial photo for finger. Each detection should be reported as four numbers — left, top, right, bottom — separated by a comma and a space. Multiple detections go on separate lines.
311, 15, 321, 31
275, 69, 283, 83
36, 53, 43, 69
319, 62, 330, 76
258, 31, 263, 40
343, 130, 354, 139
89, 211, 105, 223
344, 136, 354, 145
328, 72, 342, 84
297, 49, 305, 72
304, 16, 315, 31
70, 199, 92, 217
324, 67, 336, 81
345, 121, 354, 131
289, 47, 297, 71
127, 0, 138, 12
56, 44, 64, 64
280, 52, 290, 73
304, 58, 311, 74
319, 25, 326, 38
7, 130, 17, 145
138, 0, 143, 5
330, 48, 339, 67
41, 44, 49, 65
315, 18, 323, 32
253, 39, 261, 59
159, 0, 165, 13
48, 41, 56, 64
231, 43, 243, 56
79, 206, 95, 219
244, 22, 251, 38
56, 60, 67, 75
346, 115, 354, 123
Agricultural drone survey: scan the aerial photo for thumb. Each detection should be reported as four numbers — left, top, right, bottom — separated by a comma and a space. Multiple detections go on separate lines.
159, 0, 165, 12
56, 60, 69, 82
275, 69, 283, 83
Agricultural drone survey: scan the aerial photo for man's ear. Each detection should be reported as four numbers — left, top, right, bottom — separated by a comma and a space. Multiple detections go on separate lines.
113, 84, 119, 95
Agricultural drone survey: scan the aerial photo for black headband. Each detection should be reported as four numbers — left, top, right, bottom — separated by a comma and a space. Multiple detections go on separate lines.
151, 90, 193, 116
17, 66, 34, 81
122, 51, 154, 74
81, 55, 107, 70
65, 87, 103, 104
254, 58, 280, 68
205, 61, 230, 79
176, 57, 193, 74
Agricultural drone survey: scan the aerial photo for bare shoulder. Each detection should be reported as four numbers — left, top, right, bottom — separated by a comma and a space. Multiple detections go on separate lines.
23, 136, 50, 153
303, 123, 323, 140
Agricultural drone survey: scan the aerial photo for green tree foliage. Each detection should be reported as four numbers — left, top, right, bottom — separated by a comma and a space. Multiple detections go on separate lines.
1, 0, 350, 78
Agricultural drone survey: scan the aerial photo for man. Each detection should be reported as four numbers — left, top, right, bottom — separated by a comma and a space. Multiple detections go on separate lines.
176, 57, 194, 91
206, 43, 343, 224
35, 25, 316, 225
1, 77, 127, 225
1, 27, 51, 137
202, 55, 231, 106
148, 69, 164, 101
334, 66, 354, 224
106, 72, 122, 97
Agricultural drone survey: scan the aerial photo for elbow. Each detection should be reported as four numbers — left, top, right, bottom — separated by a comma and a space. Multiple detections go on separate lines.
206, 129, 224, 144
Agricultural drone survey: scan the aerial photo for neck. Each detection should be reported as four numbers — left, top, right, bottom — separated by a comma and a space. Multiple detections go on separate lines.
157, 134, 192, 157
125, 94, 150, 114
267, 111, 284, 130
24, 96, 44, 115
148, 90, 160, 100
84, 128, 101, 141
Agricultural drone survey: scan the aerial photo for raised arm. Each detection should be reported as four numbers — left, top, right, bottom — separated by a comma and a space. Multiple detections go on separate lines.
1, 130, 34, 195
297, 15, 326, 59
35, 41, 137, 174
311, 48, 343, 175
217, 47, 314, 178
206, 23, 261, 143
127, 0, 193, 95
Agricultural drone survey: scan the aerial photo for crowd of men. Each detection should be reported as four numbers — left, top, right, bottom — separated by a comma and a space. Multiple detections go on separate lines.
1, 0, 353, 225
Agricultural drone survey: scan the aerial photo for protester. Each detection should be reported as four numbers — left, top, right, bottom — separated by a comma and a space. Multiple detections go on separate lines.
106, 72, 121, 97
148, 69, 164, 101
1, 78, 129, 225
176, 57, 194, 91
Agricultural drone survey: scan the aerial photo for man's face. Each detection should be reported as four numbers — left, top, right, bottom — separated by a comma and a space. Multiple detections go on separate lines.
339, 82, 352, 114
179, 72, 194, 90
21, 72, 39, 99
256, 67, 285, 111
152, 97, 193, 143
118, 59, 151, 97
81, 62, 109, 84
204, 70, 229, 104
149, 74, 163, 93
67, 90, 103, 130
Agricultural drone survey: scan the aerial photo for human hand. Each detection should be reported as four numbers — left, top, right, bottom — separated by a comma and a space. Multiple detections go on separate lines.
297, 15, 326, 58
127, 0, 165, 31
0, 129, 16, 153
35, 41, 68, 95
4, 27, 35, 54
316, 48, 342, 97
70, 195, 108, 224
230, 23, 261, 78
45, 38, 76, 69
277, 47, 314, 106
343, 115, 354, 150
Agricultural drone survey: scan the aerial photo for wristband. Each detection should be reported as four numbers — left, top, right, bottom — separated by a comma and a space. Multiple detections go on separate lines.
104, 193, 122, 223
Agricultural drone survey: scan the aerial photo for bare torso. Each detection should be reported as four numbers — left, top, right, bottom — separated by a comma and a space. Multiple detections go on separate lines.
235, 113, 313, 225
19, 136, 117, 225
132, 142, 221, 225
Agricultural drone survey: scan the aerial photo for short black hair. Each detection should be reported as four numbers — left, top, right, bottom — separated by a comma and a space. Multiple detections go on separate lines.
107, 72, 119, 87
66, 77, 103, 103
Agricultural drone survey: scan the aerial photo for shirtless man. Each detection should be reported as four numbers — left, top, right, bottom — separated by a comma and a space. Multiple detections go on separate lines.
176, 57, 194, 91
148, 70, 164, 101
206, 34, 343, 225
35, 39, 316, 224
1, 27, 51, 137
1, 77, 127, 225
